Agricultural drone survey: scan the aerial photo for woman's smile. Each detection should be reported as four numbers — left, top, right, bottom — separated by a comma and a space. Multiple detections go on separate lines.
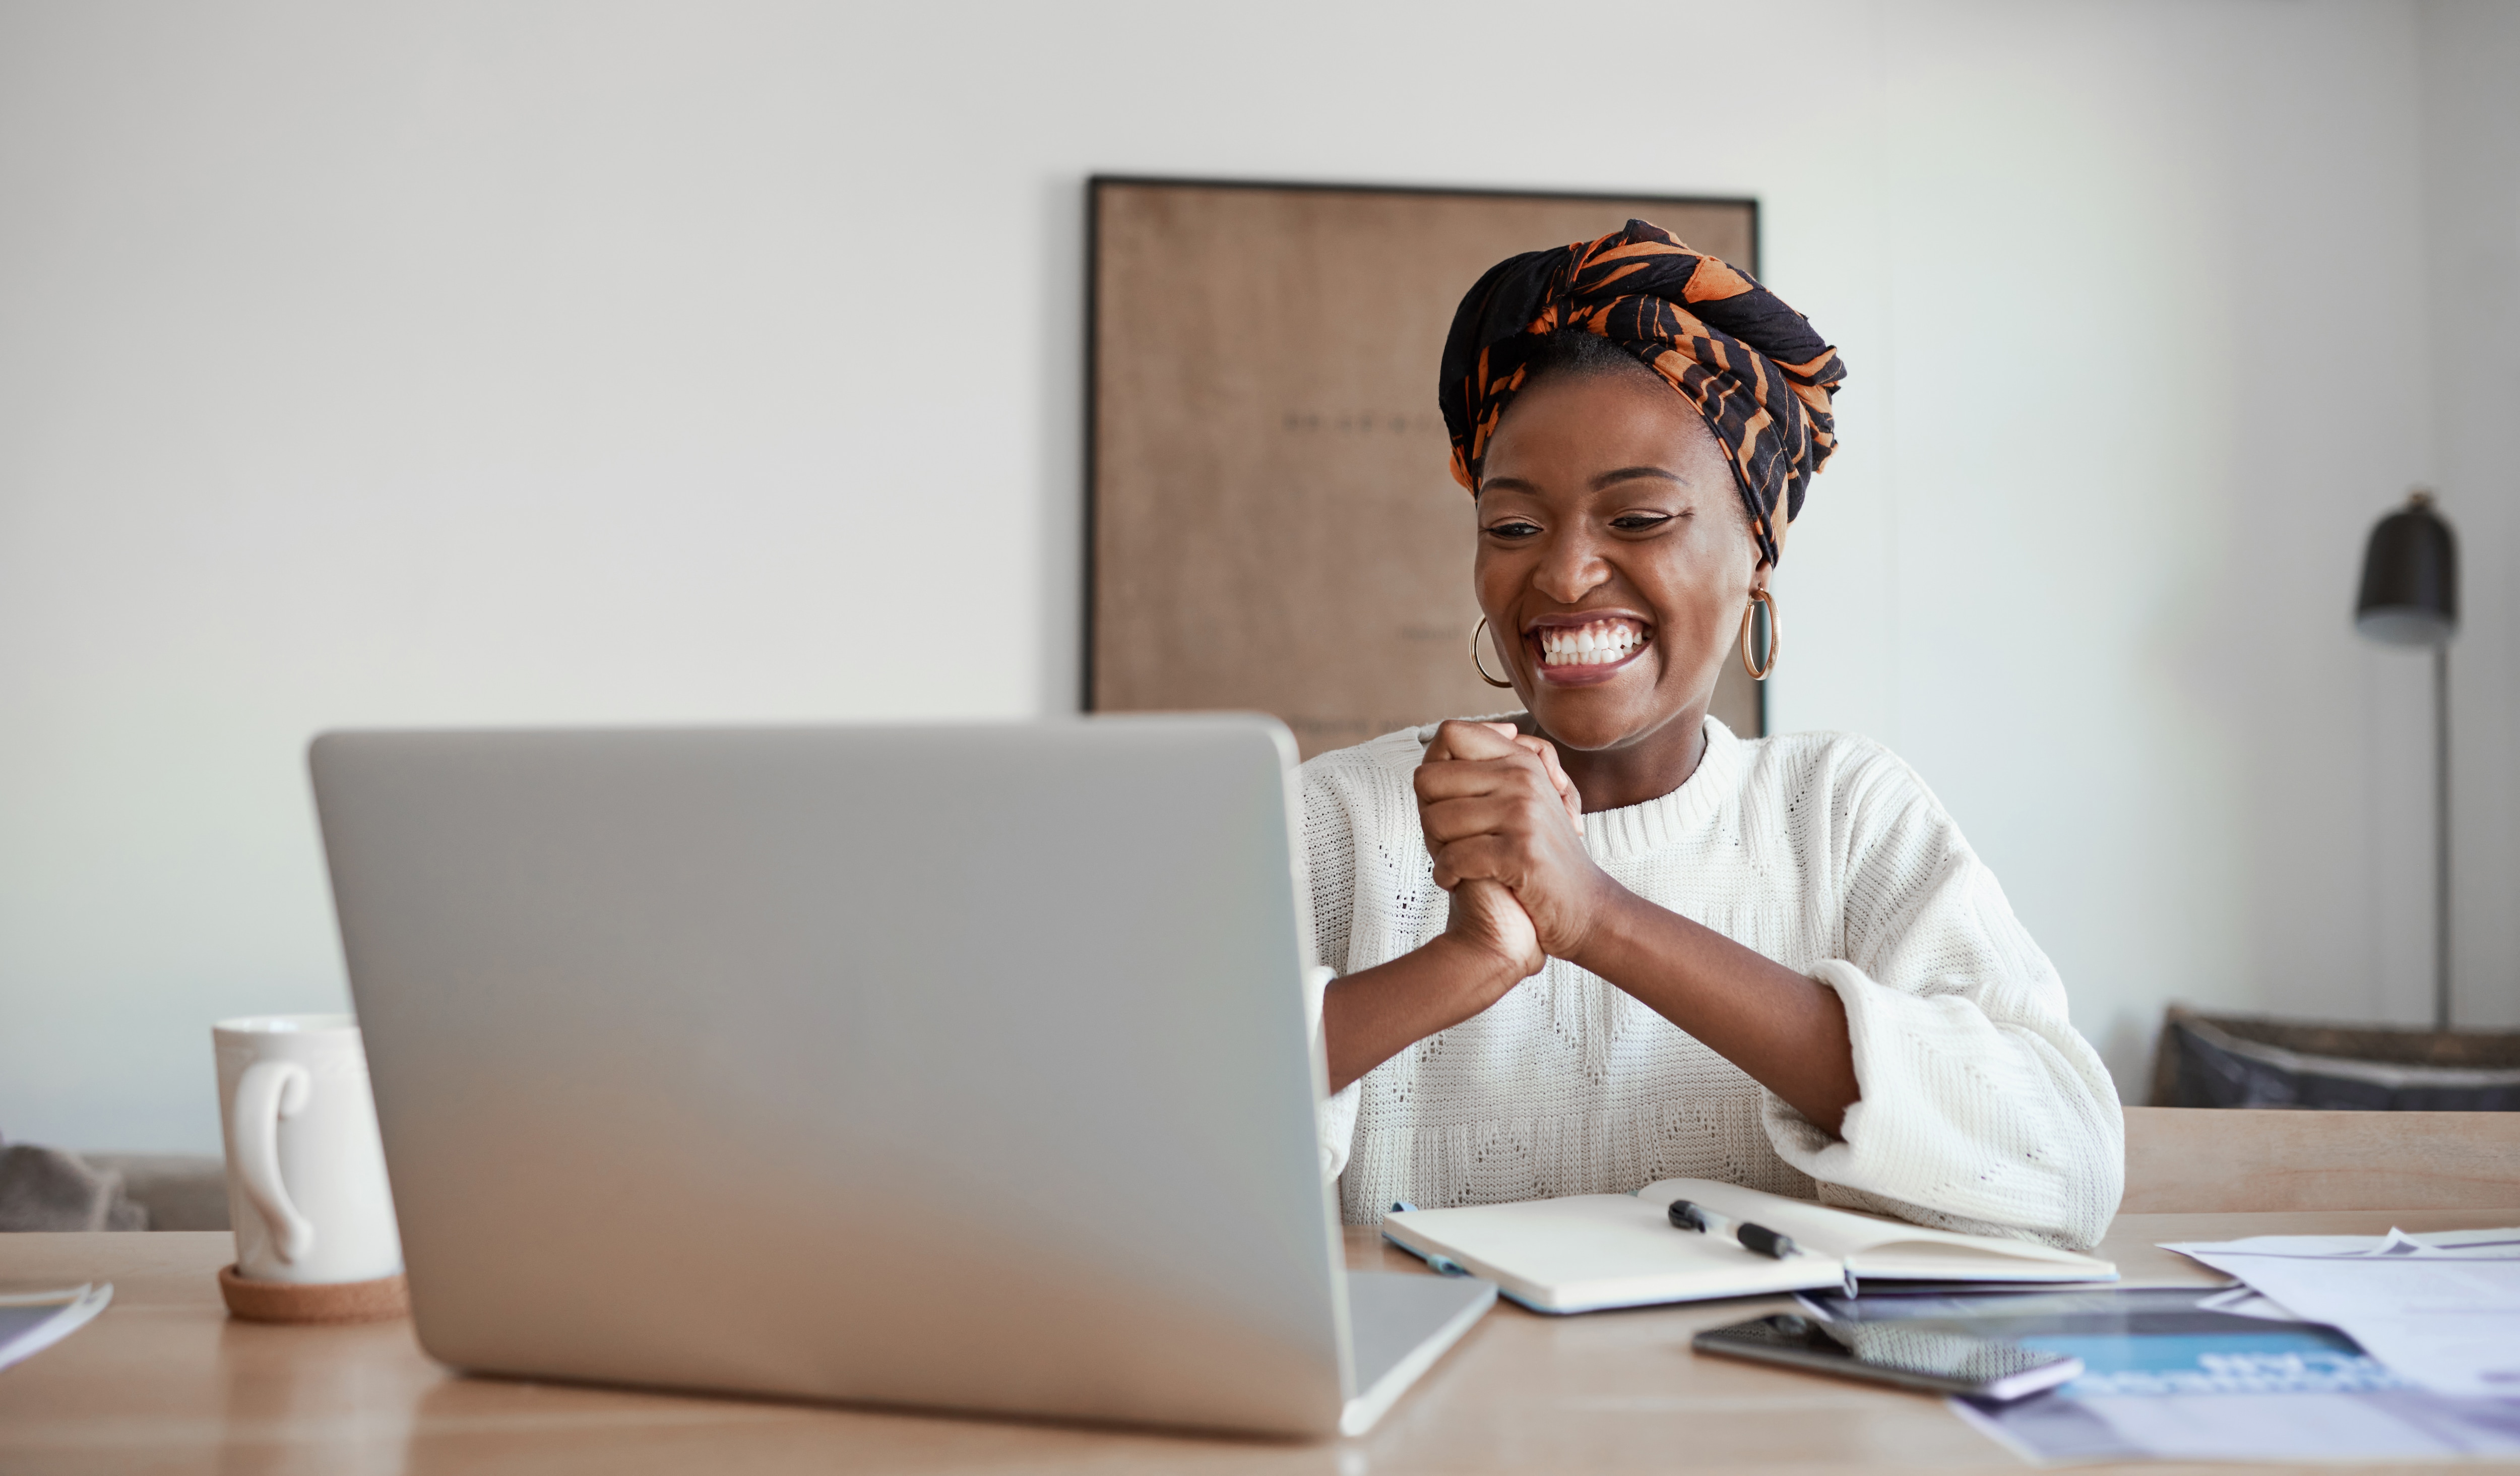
1526, 613, 1653, 684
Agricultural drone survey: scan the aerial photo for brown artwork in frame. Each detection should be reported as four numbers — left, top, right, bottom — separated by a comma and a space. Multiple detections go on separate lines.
1086, 177, 1763, 759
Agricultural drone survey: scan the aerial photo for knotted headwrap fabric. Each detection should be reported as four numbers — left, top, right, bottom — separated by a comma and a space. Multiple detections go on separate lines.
1439, 219, 1847, 568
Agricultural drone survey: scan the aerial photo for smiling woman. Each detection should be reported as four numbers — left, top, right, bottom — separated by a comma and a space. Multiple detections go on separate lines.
1304, 223, 2125, 1250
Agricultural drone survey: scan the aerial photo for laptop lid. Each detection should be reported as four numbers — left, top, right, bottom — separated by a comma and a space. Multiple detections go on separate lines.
311, 715, 1354, 1436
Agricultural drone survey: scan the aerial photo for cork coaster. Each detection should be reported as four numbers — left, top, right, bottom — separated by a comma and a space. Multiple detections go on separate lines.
218, 1264, 410, 1324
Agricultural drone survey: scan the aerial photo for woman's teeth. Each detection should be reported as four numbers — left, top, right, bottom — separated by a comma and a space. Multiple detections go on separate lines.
1538, 621, 1647, 667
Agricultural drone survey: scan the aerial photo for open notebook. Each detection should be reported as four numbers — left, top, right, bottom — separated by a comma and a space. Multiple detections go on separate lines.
1381, 1179, 2114, 1314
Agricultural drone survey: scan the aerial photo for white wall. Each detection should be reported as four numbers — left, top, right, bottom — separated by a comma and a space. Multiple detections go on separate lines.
0, 0, 2500, 1154
2420, 0, 2520, 1035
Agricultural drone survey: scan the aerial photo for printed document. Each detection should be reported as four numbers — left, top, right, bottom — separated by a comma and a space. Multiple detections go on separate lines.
2162, 1227, 2520, 1398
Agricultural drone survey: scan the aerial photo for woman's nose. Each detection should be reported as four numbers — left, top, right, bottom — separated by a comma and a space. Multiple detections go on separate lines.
1533, 534, 1612, 604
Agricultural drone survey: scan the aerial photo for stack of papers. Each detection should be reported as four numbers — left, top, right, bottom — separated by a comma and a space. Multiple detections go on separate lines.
2164, 1227, 2520, 1397
1797, 1283, 2520, 1463
0, 1283, 113, 1373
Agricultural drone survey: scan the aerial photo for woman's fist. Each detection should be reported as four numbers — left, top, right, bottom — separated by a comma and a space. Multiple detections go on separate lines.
1415, 721, 1616, 960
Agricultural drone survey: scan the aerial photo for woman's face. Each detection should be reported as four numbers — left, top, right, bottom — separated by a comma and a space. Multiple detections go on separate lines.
1474, 367, 1765, 756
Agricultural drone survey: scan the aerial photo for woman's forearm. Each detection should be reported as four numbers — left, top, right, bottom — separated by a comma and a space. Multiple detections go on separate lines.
1319, 883, 1856, 1122
1321, 936, 1524, 1093
1570, 888, 1860, 1134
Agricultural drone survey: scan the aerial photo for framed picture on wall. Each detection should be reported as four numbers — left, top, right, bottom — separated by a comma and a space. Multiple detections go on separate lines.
1084, 176, 1764, 758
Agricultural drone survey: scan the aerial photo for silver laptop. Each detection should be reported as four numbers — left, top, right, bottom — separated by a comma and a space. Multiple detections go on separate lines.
310, 715, 1492, 1438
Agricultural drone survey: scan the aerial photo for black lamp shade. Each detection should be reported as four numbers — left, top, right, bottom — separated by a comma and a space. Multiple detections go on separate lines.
2355, 495, 2459, 647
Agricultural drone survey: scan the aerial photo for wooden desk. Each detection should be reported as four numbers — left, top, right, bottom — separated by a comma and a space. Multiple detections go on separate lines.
4, 1209, 2516, 1475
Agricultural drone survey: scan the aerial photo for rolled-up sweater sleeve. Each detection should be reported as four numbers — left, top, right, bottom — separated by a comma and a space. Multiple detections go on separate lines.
1305, 964, 1362, 1182
1758, 751, 2124, 1250
1298, 764, 1364, 1184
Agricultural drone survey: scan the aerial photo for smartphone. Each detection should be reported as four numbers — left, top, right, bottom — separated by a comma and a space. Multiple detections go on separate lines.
1692, 1313, 2082, 1402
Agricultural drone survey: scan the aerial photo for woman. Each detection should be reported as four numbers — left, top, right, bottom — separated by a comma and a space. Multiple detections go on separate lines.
1305, 221, 2121, 1249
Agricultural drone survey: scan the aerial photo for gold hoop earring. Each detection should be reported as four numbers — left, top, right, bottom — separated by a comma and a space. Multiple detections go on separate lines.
1470, 616, 1515, 689
1739, 588, 1781, 681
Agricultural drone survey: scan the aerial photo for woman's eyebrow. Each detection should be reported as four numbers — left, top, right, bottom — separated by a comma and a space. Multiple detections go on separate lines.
1593, 466, 1688, 489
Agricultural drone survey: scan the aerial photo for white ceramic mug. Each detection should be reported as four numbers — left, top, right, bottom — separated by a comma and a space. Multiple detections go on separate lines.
213, 1014, 403, 1285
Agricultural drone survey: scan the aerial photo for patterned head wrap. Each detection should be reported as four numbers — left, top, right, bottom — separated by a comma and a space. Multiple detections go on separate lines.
1439, 219, 1847, 568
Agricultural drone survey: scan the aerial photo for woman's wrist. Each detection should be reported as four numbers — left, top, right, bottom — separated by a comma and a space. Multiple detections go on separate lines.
1549, 868, 1637, 974
1420, 928, 1532, 1009
1559, 880, 1660, 981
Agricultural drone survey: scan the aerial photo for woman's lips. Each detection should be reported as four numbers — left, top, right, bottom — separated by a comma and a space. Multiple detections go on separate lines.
1526, 616, 1651, 686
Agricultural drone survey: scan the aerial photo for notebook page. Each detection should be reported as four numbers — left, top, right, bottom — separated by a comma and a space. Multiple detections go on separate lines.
1382, 1195, 1840, 1311
1633, 1179, 2110, 1278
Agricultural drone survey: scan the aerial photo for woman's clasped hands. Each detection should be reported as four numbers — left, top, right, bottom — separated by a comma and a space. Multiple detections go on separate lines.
1415, 721, 1618, 988
1324, 720, 1639, 1093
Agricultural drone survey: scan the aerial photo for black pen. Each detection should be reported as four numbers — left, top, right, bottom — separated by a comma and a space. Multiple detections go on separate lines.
1668, 1199, 1798, 1260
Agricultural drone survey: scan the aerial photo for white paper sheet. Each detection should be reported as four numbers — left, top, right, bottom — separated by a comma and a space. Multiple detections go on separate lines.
0, 1283, 114, 1373
2163, 1227, 2520, 1398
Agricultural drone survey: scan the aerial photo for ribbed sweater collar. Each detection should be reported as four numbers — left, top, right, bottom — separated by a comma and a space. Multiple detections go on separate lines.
1577, 716, 1739, 864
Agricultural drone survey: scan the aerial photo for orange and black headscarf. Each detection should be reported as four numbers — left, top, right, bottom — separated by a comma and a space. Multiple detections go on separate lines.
1439, 219, 1847, 569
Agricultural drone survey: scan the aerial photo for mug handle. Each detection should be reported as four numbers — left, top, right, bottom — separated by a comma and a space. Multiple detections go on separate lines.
233, 1060, 317, 1264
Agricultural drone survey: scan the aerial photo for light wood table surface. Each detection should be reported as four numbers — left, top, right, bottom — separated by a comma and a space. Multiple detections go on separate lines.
4, 1208, 2517, 1475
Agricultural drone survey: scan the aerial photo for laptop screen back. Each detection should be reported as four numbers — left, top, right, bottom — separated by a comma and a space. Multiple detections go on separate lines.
312, 715, 1349, 1435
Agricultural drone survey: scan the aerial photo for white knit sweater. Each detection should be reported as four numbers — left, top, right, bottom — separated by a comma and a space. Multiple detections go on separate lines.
1300, 716, 2123, 1250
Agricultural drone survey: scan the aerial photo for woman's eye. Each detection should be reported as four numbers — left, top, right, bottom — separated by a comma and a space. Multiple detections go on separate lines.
1483, 521, 1542, 539
1611, 513, 1676, 532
